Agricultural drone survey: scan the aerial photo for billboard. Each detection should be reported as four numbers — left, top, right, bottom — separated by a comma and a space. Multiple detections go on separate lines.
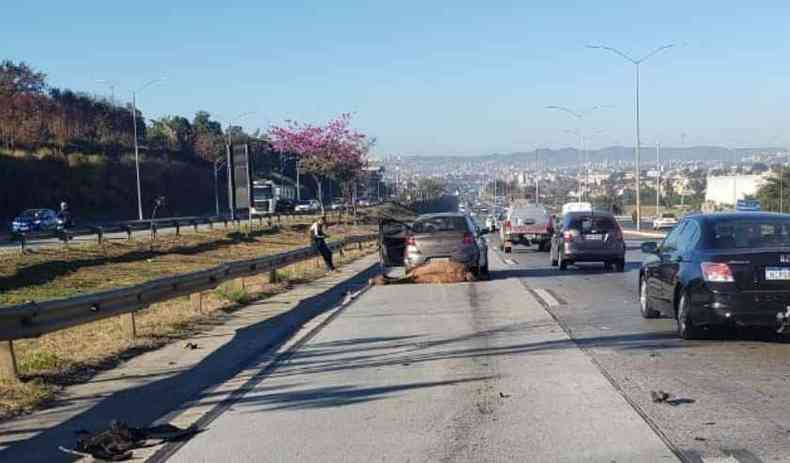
226, 144, 253, 217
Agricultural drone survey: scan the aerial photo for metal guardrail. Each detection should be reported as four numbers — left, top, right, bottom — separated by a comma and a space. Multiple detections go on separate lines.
0, 233, 377, 380
5, 209, 354, 252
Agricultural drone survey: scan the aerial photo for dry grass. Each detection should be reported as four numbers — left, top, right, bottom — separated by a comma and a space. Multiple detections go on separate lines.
0, 221, 379, 420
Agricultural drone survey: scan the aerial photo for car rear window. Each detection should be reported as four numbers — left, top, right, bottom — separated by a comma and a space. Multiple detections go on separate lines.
412, 216, 469, 234
566, 215, 617, 232
510, 208, 548, 225
709, 219, 790, 249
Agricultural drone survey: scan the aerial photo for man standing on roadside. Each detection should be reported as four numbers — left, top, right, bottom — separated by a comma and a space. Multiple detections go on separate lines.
310, 216, 336, 271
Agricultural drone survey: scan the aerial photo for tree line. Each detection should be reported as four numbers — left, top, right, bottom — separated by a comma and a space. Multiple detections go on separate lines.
0, 60, 244, 161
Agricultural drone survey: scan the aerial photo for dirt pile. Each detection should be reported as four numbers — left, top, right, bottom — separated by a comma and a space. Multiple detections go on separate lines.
372, 261, 474, 285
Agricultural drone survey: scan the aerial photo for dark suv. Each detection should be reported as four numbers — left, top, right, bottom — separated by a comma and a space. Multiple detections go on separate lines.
550, 211, 626, 271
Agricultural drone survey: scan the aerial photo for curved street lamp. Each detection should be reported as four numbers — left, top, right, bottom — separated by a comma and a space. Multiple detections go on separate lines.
587, 43, 676, 230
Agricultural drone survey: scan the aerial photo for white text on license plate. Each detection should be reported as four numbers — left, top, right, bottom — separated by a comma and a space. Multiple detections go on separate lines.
431, 257, 451, 263
584, 234, 603, 240
766, 267, 790, 280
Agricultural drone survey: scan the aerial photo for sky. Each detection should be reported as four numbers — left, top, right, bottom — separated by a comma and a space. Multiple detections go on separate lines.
4, 1, 790, 156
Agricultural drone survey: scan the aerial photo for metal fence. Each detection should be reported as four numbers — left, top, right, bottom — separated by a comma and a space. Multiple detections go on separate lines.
5, 209, 351, 252
0, 233, 378, 380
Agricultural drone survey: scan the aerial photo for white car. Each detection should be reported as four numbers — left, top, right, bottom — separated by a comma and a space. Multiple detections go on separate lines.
653, 213, 678, 230
295, 200, 321, 212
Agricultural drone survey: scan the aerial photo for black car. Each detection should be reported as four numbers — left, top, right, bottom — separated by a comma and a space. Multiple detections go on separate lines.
550, 211, 626, 271
639, 212, 790, 339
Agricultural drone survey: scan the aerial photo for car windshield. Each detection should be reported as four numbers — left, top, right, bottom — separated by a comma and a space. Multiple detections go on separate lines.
709, 218, 790, 249
661, 213, 676, 219
411, 216, 468, 234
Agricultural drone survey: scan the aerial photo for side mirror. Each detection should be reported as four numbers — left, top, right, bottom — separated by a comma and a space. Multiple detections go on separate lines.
641, 241, 659, 254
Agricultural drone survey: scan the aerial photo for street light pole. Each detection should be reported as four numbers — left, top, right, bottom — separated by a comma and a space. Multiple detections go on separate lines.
587, 43, 676, 230
548, 105, 611, 203
129, 78, 165, 220
656, 142, 661, 218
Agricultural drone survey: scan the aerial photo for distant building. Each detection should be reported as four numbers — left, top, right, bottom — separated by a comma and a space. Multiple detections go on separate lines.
704, 174, 766, 206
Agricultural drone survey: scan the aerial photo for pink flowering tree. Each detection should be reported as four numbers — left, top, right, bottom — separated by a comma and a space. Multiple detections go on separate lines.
268, 114, 370, 215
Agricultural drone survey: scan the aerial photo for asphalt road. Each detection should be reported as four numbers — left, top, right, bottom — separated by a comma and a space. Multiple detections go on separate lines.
155, 234, 790, 463
496, 238, 790, 463
164, 241, 679, 462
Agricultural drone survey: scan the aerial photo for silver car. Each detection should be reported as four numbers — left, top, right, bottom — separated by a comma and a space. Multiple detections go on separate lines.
404, 213, 490, 277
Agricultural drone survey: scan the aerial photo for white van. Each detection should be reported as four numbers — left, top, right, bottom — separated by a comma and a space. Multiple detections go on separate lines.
561, 202, 593, 216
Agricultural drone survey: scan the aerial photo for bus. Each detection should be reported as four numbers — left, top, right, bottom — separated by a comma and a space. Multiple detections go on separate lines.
251, 180, 297, 215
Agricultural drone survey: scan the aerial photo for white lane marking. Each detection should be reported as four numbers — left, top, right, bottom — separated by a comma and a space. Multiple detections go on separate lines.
534, 288, 560, 307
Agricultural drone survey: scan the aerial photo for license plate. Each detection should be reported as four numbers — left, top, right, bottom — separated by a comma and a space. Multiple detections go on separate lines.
431, 257, 451, 263
766, 267, 790, 280
584, 234, 603, 240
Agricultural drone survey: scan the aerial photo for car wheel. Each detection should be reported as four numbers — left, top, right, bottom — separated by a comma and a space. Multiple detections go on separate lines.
559, 252, 568, 271
550, 249, 558, 266
615, 259, 625, 272
504, 246, 512, 254
480, 263, 490, 279
639, 278, 660, 319
677, 291, 702, 340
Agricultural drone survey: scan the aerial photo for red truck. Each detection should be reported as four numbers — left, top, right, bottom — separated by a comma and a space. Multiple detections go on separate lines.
498, 204, 554, 253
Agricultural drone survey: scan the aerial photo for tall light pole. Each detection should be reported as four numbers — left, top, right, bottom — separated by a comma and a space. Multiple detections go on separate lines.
587, 43, 676, 230
130, 78, 166, 220
548, 105, 611, 202
656, 142, 661, 217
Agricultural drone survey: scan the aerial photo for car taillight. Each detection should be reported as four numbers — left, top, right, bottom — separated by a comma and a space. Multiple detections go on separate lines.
406, 235, 416, 246
462, 232, 474, 245
701, 262, 734, 282
610, 227, 623, 240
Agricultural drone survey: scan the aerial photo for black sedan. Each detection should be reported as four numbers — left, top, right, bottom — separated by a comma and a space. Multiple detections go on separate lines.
639, 212, 790, 339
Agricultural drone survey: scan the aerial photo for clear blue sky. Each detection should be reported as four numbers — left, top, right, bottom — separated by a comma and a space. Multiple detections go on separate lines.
4, 1, 790, 156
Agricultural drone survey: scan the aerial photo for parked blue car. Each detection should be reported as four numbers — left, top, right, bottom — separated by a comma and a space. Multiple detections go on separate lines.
11, 209, 59, 233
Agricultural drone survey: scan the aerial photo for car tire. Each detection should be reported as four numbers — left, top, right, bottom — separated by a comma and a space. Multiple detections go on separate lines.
504, 246, 512, 254
615, 259, 625, 272
559, 252, 568, 271
640, 278, 660, 319
550, 249, 558, 267
677, 291, 702, 340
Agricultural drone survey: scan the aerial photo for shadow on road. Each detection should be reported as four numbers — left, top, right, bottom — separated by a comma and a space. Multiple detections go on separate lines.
0, 262, 379, 463
489, 261, 641, 280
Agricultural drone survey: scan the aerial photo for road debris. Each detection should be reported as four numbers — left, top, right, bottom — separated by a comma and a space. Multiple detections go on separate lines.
184, 342, 199, 350
372, 261, 475, 286
499, 392, 511, 398
650, 390, 696, 406
59, 420, 200, 461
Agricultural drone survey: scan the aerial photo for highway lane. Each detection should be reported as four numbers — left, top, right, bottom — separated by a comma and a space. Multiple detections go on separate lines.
498, 238, 790, 462
165, 247, 678, 463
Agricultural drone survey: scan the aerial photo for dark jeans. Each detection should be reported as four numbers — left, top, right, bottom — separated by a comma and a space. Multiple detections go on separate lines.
313, 238, 335, 270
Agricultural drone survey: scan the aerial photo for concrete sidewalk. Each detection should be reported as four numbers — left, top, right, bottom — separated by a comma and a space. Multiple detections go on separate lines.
165, 251, 679, 462
0, 253, 380, 463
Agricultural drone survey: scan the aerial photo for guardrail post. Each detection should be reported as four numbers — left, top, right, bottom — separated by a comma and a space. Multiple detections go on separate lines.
19, 234, 25, 254
193, 221, 199, 232
151, 223, 158, 241
268, 269, 278, 284
97, 228, 103, 244
358, 241, 363, 251
126, 227, 132, 241
190, 292, 203, 313
0, 341, 19, 382
122, 312, 137, 340
175, 222, 181, 236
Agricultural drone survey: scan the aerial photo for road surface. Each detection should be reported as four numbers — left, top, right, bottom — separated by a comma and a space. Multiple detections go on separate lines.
151, 233, 790, 462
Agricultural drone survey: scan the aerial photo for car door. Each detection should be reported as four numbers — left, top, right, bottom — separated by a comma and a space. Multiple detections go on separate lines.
654, 221, 688, 313
379, 219, 410, 267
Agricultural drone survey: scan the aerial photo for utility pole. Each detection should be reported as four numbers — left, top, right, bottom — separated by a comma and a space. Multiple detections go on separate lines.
128, 78, 165, 221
